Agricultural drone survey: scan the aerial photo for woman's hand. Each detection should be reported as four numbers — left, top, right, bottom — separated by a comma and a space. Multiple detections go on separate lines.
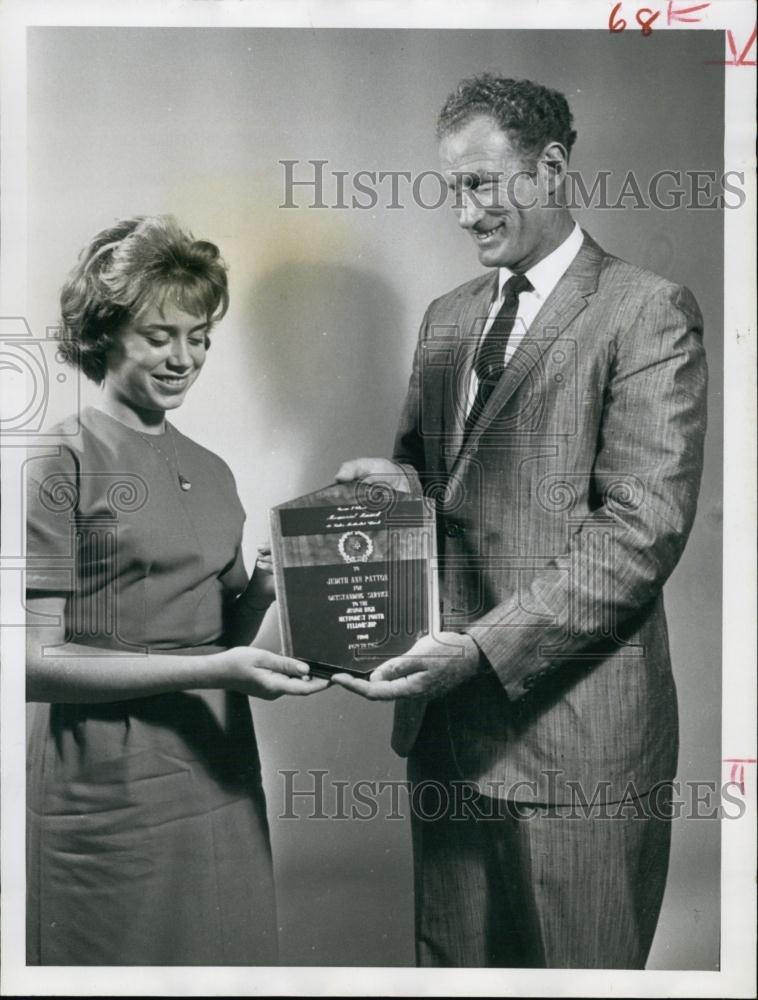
218, 646, 330, 700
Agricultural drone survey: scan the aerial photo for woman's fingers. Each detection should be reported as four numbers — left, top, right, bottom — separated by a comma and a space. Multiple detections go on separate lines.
226, 647, 331, 698
252, 670, 331, 699
225, 646, 308, 679
275, 675, 331, 695
253, 649, 310, 677
255, 544, 273, 570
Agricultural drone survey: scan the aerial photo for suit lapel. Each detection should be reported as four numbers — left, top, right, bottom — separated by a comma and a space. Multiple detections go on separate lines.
452, 232, 605, 469
441, 272, 498, 472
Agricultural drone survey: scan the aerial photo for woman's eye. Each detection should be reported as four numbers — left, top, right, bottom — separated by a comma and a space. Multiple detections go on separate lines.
189, 337, 207, 348
146, 337, 168, 347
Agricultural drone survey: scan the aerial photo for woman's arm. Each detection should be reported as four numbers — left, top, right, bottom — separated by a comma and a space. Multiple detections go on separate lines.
26, 593, 329, 704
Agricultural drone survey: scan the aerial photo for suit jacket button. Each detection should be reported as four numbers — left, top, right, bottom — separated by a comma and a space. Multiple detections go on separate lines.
445, 521, 463, 538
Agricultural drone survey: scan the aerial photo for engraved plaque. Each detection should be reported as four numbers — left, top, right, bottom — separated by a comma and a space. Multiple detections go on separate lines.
270, 482, 438, 677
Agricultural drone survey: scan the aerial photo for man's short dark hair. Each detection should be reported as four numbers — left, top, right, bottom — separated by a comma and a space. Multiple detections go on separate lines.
437, 74, 577, 165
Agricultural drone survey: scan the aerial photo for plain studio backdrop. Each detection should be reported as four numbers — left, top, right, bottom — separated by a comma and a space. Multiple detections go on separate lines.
26, 28, 723, 968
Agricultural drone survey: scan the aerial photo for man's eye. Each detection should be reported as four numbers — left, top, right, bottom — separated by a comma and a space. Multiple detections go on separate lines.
189, 337, 207, 347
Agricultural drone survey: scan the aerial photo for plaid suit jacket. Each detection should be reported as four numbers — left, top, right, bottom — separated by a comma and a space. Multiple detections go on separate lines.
391, 231, 708, 804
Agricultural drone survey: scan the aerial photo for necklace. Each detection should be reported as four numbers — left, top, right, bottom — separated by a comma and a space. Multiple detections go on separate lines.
138, 423, 192, 492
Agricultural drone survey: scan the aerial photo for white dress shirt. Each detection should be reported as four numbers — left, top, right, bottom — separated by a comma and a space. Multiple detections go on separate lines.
464, 222, 584, 417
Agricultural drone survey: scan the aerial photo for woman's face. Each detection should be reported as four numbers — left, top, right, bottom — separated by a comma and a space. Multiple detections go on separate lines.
103, 298, 210, 416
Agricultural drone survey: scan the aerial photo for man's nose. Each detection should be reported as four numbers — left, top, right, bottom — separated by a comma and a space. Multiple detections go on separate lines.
455, 189, 486, 229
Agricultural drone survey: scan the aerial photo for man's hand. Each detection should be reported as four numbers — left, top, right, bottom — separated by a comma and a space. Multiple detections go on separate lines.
331, 631, 486, 701
335, 457, 412, 493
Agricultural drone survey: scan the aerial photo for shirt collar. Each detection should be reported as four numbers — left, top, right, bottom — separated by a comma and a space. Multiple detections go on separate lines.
497, 221, 584, 302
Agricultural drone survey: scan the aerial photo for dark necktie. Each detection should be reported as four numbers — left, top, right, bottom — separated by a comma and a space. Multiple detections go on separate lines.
463, 272, 533, 439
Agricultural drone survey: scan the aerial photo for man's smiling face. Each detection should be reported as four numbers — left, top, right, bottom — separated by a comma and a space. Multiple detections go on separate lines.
439, 114, 555, 273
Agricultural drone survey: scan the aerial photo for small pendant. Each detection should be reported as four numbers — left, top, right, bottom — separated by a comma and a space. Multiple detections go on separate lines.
179, 475, 192, 492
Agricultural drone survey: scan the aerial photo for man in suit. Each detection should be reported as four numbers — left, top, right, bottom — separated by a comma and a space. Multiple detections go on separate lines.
333, 74, 707, 968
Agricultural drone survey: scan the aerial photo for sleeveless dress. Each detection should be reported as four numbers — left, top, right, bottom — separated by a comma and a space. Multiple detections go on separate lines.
26, 406, 278, 965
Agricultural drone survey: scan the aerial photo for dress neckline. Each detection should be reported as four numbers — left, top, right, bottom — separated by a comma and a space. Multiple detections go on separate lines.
86, 405, 171, 440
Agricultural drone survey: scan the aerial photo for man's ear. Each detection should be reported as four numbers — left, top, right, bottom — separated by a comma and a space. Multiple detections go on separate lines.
536, 141, 569, 200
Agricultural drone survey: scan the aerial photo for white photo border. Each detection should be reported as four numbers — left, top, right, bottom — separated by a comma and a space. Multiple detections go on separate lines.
1, 1, 755, 996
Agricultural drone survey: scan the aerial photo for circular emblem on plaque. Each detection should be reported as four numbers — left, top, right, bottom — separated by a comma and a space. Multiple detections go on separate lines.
338, 530, 373, 563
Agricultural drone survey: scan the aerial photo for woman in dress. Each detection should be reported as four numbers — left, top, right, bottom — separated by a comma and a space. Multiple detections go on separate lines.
25, 215, 329, 965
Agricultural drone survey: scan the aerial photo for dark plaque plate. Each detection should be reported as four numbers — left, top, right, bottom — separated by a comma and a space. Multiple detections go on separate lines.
270, 482, 438, 677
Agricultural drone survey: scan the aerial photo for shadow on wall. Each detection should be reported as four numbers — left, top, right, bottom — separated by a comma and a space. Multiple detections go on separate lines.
243, 259, 418, 965
243, 261, 411, 497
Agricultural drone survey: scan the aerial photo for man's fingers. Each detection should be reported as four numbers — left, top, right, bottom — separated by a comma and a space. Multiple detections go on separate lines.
335, 458, 412, 497
330, 672, 374, 695
331, 671, 426, 700
335, 458, 386, 483
369, 657, 427, 682
334, 459, 366, 482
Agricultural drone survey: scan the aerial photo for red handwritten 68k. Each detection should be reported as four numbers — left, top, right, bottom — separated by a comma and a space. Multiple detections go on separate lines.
608, 1, 710, 35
